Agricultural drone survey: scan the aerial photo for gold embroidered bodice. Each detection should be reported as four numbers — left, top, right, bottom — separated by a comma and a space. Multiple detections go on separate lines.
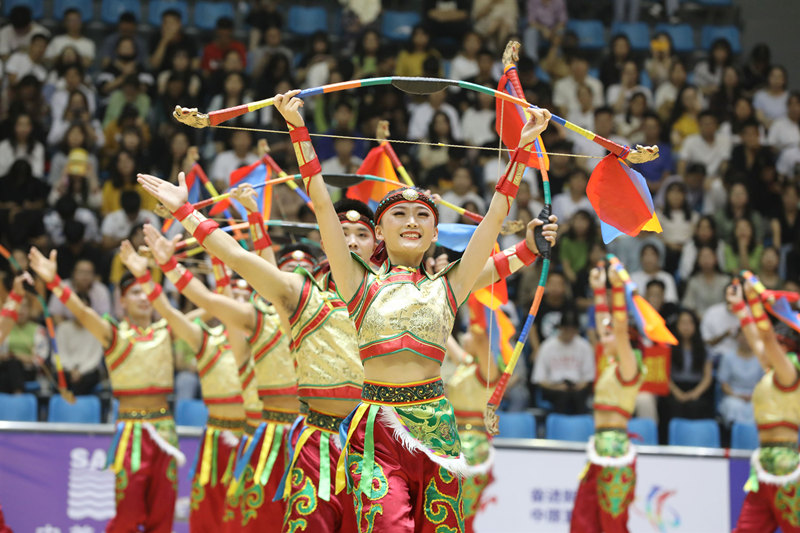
753, 370, 800, 431
593, 357, 645, 418
447, 362, 494, 418
250, 297, 297, 398
194, 320, 243, 405
103, 317, 173, 396
289, 270, 363, 401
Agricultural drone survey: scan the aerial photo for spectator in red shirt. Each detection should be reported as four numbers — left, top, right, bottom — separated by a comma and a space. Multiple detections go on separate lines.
201, 17, 246, 76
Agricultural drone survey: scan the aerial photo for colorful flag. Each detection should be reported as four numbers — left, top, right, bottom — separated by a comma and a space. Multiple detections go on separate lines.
346, 147, 403, 209
496, 68, 549, 170
588, 154, 662, 243
468, 293, 515, 371
184, 165, 203, 205
209, 160, 272, 218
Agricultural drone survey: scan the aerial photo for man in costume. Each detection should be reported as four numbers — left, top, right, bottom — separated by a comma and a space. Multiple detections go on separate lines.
570, 263, 644, 533
28, 248, 186, 533
728, 279, 800, 533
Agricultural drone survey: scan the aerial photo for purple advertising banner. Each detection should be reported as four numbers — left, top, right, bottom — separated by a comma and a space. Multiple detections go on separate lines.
0, 427, 200, 533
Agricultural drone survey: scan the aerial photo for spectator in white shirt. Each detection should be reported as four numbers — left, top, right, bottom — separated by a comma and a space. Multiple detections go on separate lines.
552, 168, 594, 223
439, 167, 486, 224
552, 53, 604, 116
0, 112, 45, 179
100, 191, 160, 250
766, 91, 800, 154
753, 65, 789, 127
44, 9, 95, 68
461, 91, 496, 147
5, 31, 48, 85
718, 331, 764, 425
55, 306, 104, 395
44, 196, 100, 246
678, 111, 731, 178
449, 31, 482, 81
208, 129, 259, 190
0, 6, 50, 59
701, 299, 740, 362
49, 64, 97, 126
574, 107, 630, 172
532, 310, 595, 415
408, 90, 462, 141
630, 243, 678, 303
566, 83, 596, 136
606, 60, 653, 114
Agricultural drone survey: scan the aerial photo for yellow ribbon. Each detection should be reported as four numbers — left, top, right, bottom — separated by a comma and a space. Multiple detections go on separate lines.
335, 403, 369, 494
283, 427, 315, 499
113, 423, 133, 473
198, 428, 215, 486
253, 423, 276, 482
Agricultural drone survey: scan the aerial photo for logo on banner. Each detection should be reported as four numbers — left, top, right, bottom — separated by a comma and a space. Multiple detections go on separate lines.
634, 485, 681, 532
67, 448, 115, 521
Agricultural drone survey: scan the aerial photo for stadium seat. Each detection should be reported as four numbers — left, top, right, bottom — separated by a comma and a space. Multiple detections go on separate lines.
566, 20, 606, 50
654, 23, 695, 54
148, 0, 189, 26
628, 417, 659, 445
381, 10, 422, 42
700, 25, 742, 55
697, 0, 732, 5
53, 0, 94, 21
47, 395, 101, 424
668, 418, 721, 447
175, 399, 208, 427
730, 422, 759, 450
194, 1, 236, 31
0, 393, 37, 422
100, 0, 141, 24
4, 0, 45, 20
546, 414, 594, 442
287, 6, 328, 37
497, 412, 537, 439
610, 22, 651, 51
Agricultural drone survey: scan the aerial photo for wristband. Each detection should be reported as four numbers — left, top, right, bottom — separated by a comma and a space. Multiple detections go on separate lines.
194, 219, 220, 246
46, 276, 63, 291
495, 142, 533, 207
492, 240, 538, 278
731, 301, 746, 313
57, 286, 72, 304
160, 256, 178, 272
288, 123, 320, 191
174, 269, 193, 292
740, 316, 755, 326
0, 308, 18, 321
211, 257, 229, 291
135, 271, 153, 285
173, 202, 194, 222
145, 283, 163, 302
594, 288, 609, 313
247, 212, 272, 250
8, 291, 23, 304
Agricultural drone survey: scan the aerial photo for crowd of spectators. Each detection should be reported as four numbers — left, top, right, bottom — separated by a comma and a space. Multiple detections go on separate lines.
0, 1, 797, 444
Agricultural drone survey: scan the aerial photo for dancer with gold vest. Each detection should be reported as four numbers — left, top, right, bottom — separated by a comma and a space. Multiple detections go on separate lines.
728, 279, 800, 533
136, 177, 368, 532
570, 264, 644, 533
248, 89, 551, 532
28, 248, 186, 533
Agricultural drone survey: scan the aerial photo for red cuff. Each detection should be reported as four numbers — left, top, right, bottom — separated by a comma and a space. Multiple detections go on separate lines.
8, 291, 23, 303
135, 271, 153, 285
1, 308, 18, 321
46, 276, 63, 291
514, 240, 537, 265
493, 251, 512, 279
174, 269, 193, 292
288, 125, 311, 143
58, 286, 72, 304
510, 145, 532, 167
299, 159, 321, 179
731, 301, 746, 312
740, 316, 755, 326
145, 283, 163, 302
193, 219, 219, 246
160, 257, 178, 272
173, 202, 194, 222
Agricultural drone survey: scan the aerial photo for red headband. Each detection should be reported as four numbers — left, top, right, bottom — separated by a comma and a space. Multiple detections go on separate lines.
338, 209, 376, 237
276, 250, 316, 271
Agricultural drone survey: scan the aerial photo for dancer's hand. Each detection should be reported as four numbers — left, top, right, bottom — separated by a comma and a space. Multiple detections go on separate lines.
231, 183, 259, 214
726, 281, 744, 307
143, 224, 179, 266
11, 271, 33, 295
274, 89, 305, 128
608, 266, 623, 287
28, 248, 58, 284
119, 240, 149, 277
526, 215, 558, 254
589, 266, 606, 290
519, 108, 551, 146
138, 172, 188, 213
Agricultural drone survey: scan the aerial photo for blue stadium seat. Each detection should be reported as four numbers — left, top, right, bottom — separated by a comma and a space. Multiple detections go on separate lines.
194, 1, 236, 31
497, 412, 537, 439
287, 6, 328, 37
566, 20, 606, 50
175, 399, 208, 427
697, 0, 732, 5
610, 22, 651, 51
148, 0, 189, 26
654, 23, 695, 54
731, 422, 759, 450
4, 0, 45, 20
101, 0, 141, 25
668, 418, 721, 447
628, 417, 658, 445
53, 0, 94, 22
48, 395, 101, 424
0, 393, 37, 422
381, 10, 422, 42
700, 25, 742, 55
546, 414, 594, 442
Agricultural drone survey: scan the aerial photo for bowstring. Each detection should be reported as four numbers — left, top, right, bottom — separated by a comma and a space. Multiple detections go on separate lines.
487, 101, 503, 398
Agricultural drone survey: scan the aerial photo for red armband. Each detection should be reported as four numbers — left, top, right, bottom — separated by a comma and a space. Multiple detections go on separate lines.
731, 301, 746, 313
193, 219, 220, 246
247, 212, 272, 250
288, 124, 320, 191
492, 240, 538, 278
8, 291, 23, 303
160, 256, 178, 272
0, 308, 18, 321
174, 269, 193, 292
46, 276, 63, 291
172, 202, 194, 222
495, 143, 533, 201
145, 283, 163, 302
740, 316, 755, 326
58, 286, 72, 304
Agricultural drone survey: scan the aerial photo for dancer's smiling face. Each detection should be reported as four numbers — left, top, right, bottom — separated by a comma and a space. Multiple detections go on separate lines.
376, 203, 438, 263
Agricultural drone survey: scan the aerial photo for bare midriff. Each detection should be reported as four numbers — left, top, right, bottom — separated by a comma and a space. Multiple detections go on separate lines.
118, 394, 169, 412
594, 409, 629, 430
207, 403, 246, 420
262, 395, 301, 413
363, 350, 442, 384
759, 426, 799, 445
306, 398, 360, 418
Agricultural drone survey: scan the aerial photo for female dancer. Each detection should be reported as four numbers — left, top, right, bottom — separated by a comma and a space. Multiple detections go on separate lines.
570, 264, 643, 533
729, 279, 800, 532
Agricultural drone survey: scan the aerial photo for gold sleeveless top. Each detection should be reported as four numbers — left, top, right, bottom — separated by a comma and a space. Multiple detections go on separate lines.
753, 369, 800, 431
347, 257, 460, 365
288, 269, 363, 401
447, 362, 494, 420
193, 320, 243, 405
593, 357, 645, 418
237, 356, 262, 427
103, 317, 173, 396
249, 297, 297, 398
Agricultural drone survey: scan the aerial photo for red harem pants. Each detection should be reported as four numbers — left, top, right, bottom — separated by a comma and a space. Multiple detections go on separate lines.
734, 481, 800, 532
343, 409, 465, 533
0, 504, 11, 533
105, 421, 180, 533
570, 462, 636, 533
223, 421, 289, 533
281, 415, 357, 532
189, 421, 242, 533
462, 470, 493, 533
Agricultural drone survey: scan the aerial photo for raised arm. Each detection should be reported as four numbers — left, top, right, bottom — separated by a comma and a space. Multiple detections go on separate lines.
726, 281, 763, 359
28, 248, 113, 347
449, 109, 551, 303
471, 216, 559, 290
589, 265, 610, 339
608, 267, 639, 381
231, 184, 278, 266
143, 224, 257, 333
119, 240, 204, 353
0, 273, 33, 343
137, 171, 303, 315
273, 90, 363, 301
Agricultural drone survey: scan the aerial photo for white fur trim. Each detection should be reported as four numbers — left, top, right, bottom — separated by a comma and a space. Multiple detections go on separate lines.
462, 445, 495, 477
752, 448, 800, 486
378, 406, 471, 477
220, 430, 240, 448
586, 436, 637, 468
143, 422, 187, 466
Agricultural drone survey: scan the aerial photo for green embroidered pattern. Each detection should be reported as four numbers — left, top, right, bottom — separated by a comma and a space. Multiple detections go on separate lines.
759, 446, 800, 476
238, 464, 265, 527
347, 451, 388, 533
594, 429, 630, 458
114, 468, 128, 505
423, 467, 465, 533
776, 481, 800, 527
362, 379, 445, 404
461, 472, 490, 519
190, 479, 205, 512
394, 399, 461, 458
459, 431, 490, 467
166, 459, 178, 492
284, 467, 318, 532
598, 465, 636, 518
